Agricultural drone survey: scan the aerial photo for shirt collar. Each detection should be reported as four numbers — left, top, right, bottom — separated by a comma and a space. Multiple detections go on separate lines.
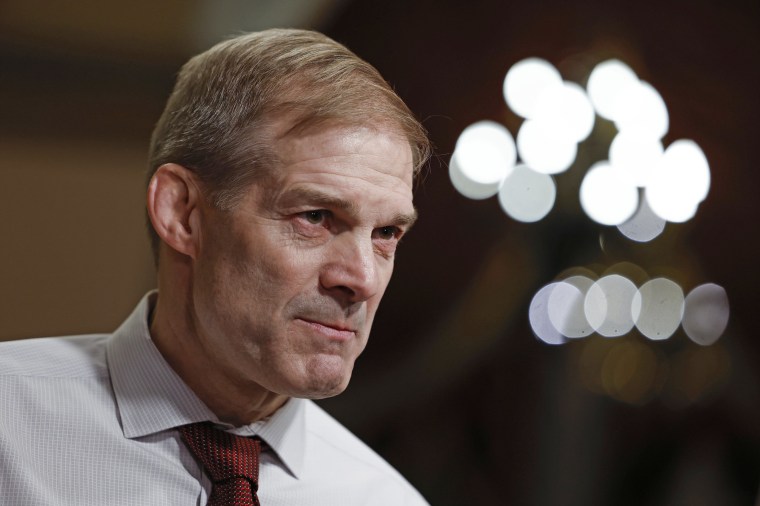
106, 291, 306, 478
225, 397, 306, 478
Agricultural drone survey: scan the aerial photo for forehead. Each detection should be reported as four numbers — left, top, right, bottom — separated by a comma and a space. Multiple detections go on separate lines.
267, 122, 414, 199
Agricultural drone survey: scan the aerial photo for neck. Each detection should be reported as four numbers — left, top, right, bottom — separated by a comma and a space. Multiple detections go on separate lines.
149, 287, 288, 426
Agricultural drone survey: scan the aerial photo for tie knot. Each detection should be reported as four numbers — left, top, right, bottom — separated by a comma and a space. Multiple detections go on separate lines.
179, 422, 261, 485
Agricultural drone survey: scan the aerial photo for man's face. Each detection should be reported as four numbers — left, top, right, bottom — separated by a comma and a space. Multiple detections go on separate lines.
191, 123, 415, 400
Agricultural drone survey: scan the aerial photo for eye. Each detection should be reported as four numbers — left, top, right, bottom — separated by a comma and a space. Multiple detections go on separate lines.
302, 210, 330, 225
374, 226, 401, 241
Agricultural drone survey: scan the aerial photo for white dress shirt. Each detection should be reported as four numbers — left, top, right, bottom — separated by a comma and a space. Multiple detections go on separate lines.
0, 293, 429, 505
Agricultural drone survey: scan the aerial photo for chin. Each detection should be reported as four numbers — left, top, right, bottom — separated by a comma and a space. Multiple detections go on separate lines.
293, 373, 350, 400
307, 383, 349, 400
295, 362, 353, 399
274, 352, 355, 399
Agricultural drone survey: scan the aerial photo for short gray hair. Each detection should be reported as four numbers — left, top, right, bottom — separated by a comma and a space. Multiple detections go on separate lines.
147, 28, 430, 260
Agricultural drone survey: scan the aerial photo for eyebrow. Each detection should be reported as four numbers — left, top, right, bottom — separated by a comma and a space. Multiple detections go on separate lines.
281, 187, 418, 229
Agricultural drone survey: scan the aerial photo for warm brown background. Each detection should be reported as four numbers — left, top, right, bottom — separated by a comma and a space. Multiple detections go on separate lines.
1, 0, 759, 504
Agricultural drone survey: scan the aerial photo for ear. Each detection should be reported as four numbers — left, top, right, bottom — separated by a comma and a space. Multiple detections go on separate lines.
147, 163, 203, 259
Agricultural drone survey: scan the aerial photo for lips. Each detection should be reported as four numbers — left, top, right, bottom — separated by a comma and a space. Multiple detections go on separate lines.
299, 318, 356, 332
296, 318, 357, 340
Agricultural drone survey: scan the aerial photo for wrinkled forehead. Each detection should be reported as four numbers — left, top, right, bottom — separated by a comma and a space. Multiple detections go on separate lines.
257, 95, 413, 157
273, 106, 409, 146
250, 118, 416, 219
268, 115, 414, 179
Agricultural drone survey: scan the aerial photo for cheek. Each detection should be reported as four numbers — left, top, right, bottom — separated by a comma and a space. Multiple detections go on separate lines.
212, 241, 324, 317
207, 228, 278, 285
373, 262, 396, 299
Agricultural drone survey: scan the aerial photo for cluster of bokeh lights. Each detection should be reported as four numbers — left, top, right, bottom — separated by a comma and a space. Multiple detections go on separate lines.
450, 56, 729, 348
450, 58, 712, 241
529, 268, 729, 346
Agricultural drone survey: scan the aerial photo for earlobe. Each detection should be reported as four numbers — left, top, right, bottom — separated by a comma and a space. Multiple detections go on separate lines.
147, 163, 202, 259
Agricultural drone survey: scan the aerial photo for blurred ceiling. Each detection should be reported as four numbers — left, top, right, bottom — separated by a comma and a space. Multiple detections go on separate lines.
0, 0, 342, 60
0, 0, 344, 140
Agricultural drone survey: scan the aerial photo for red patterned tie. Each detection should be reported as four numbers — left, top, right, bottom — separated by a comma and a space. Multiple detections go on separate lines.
179, 422, 262, 506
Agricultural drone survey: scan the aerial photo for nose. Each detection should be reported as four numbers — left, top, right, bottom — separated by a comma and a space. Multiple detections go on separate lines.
320, 232, 381, 304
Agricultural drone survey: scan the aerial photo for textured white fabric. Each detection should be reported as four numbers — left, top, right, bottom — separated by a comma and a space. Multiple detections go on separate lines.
0, 293, 429, 505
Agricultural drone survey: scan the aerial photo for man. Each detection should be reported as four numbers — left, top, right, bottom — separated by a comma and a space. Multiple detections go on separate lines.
0, 29, 430, 505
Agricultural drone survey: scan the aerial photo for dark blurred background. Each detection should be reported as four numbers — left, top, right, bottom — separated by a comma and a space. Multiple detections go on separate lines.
1, 0, 759, 504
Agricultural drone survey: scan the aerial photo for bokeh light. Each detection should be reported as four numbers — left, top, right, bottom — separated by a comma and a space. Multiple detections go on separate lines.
646, 139, 710, 223
529, 264, 727, 347
585, 274, 639, 337
666, 140, 711, 203
586, 59, 639, 121
600, 339, 662, 405
612, 81, 669, 139
529, 282, 567, 345
450, 120, 517, 200
616, 196, 667, 242
458, 57, 711, 230
603, 261, 649, 287
609, 131, 664, 188
659, 140, 710, 199
454, 120, 517, 185
516, 119, 578, 175
503, 58, 563, 119
631, 278, 685, 340
548, 275, 595, 338
455, 57, 711, 230
498, 164, 556, 222
577, 337, 667, 405
645, 185, 698, 223
458, 57, 725, 358
533, 81, 595, 142
682, 283, 730, 346
580, 161, 639, 225
449, 154, 498, 200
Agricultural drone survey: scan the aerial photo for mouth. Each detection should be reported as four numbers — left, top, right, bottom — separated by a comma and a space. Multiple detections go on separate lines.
296, 318, 357, 341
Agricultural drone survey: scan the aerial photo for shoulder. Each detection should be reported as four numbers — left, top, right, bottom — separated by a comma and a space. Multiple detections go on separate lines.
302, 400, 429, 504
0, 334, 117, 442
0, 333, 110, 378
